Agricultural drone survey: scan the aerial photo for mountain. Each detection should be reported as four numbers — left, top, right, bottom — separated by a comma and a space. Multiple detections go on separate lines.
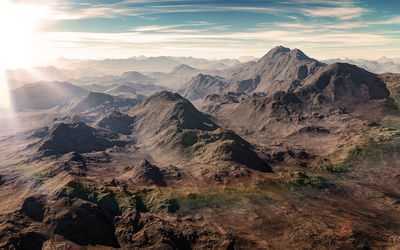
204, 62, 390, 125
39, 89, 270, 172
142, 64, 202, 90
63, 56, 243, 75
104, 84, 137, 95
228, 46, 325, 93
105, 82, 167, 97
118, 160, 166, 186
127, 91, 270, 172
322, 58, 400, 74
37, 121, 126, 156
64, 92, 142, 113
10, 81, 89, 110
237, 56, 259, 62
300, 63, 389, 108
202, 63, 390, 163
120, 71, 155, 83
4, 47, 400, 250
168, 64, 200, 77
178, 74, 229, 101
218, 60, 257, 77
6, 66, 68, 84
176, 46, 324, 100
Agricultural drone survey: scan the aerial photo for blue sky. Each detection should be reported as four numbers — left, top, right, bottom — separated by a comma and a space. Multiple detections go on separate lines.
3, 0, 400, 66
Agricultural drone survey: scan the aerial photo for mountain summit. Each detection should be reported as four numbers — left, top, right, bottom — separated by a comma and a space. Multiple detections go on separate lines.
229, 46, 325, 93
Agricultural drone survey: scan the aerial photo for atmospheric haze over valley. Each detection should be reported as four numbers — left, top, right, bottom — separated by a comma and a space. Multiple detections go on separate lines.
2, 0, 400, 249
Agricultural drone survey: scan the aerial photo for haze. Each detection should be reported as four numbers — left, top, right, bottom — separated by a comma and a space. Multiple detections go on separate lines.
2, 1, 400, 249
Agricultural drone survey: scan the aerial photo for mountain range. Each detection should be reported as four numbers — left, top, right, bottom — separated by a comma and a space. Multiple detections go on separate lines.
1, 46, 400, 249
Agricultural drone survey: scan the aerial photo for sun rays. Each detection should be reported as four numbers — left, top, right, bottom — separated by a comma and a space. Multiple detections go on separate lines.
0, 72, 11, 110
0, 0, 48, 111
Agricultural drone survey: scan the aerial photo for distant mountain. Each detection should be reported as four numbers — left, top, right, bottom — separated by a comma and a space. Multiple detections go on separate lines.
146, 64, 203, 89
64, 92, 142, 113
6, 66, 68, 84
228, 46, 325, 94
237, 56, 259, 62
178, 74, 229, 101
62, 56, 243, 75
168, 64, 200, 77
10, 81, 88, 110
221, 60, 257, 77
120, 71, 155, 83
104, 84, 137, 95
322, 58, 400, 74
176, 46, 325, 100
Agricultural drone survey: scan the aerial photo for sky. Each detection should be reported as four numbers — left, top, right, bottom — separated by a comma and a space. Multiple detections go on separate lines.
1, 0, 400, 68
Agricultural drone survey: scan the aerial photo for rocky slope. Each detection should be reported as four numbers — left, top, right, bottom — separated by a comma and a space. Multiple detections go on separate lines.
97, 111, 135, 135
37, 121, 126, 156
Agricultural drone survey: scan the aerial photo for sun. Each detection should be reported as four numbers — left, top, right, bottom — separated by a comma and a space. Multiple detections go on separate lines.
0, 0, 46, 69
0, 0, 47, 110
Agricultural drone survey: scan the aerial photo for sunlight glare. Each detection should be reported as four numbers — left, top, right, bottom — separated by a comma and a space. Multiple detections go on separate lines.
0, 0, 46, 68
0, 0, 47, 110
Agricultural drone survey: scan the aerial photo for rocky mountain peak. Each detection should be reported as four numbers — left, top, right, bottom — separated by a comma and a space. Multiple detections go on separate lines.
229, 46, 325, 94
172, 64, 196, 72
144, 91, 184, 104
121, 71, 146, 79
266, 45, 291, 56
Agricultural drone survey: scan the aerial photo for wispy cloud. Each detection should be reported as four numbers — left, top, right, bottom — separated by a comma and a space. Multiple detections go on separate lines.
41, 29, 394, 48
370, 16, 400, 25
274, 21, 367, 30
302, 7, 368, 20
131, 25, 182, 32
8, 0, 400, 63
39, 2, 287, 20
130, 22, 228, 33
